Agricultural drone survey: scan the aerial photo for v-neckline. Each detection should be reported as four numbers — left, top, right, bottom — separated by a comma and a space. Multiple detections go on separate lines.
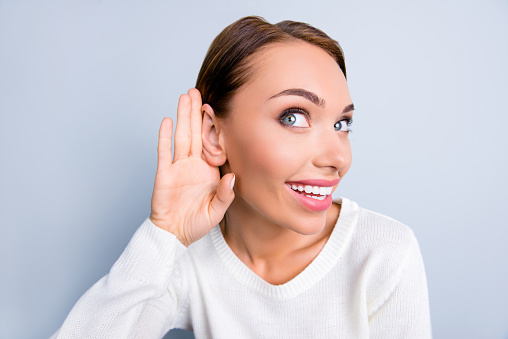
210, 197, 359, 300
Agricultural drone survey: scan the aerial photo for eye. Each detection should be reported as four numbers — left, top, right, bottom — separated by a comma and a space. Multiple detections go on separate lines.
334, 119, 353, 132
280, 109, 310, 127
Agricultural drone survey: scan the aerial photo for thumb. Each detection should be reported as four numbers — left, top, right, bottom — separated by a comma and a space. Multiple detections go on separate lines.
208, 173, 235, 226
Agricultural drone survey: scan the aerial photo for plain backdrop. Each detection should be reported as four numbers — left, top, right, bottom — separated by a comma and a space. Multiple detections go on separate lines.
1, 0, 507, 338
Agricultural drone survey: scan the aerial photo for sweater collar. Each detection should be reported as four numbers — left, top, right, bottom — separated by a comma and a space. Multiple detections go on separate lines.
210, 197, 359, 299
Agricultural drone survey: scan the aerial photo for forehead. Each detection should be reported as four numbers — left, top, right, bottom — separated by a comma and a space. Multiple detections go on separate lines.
233, 41, 350, 107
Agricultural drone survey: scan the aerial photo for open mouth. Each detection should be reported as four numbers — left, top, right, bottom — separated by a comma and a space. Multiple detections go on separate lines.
288, 184, 333, 201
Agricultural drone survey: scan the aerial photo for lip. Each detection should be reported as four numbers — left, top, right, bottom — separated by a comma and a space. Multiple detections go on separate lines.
285, 182, 336, 212
286, 178, 341, 187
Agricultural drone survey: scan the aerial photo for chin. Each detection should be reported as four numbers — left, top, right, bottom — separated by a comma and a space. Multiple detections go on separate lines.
283, 213, 328, 236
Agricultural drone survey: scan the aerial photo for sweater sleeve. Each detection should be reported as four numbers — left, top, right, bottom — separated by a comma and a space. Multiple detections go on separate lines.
50, 218, 189, 338
367, 236, 432, 338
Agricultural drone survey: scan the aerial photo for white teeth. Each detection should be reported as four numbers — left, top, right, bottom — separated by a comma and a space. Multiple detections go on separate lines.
306, 194, 326, 200
289, 184, 334, 197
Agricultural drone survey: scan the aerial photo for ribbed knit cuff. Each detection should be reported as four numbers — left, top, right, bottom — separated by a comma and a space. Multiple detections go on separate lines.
112, 218, 187, 288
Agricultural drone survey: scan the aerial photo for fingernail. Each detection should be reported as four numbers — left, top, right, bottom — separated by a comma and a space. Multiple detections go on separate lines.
230, 174, 235, 191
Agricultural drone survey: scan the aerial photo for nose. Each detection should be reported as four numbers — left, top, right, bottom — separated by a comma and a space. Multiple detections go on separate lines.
311, 128, 351, 174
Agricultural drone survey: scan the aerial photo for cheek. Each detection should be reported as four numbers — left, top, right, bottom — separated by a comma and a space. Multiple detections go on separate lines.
226, 125, 298, 189
255, 136, 295, 172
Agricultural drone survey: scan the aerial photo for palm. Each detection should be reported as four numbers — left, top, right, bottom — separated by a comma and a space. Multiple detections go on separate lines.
152, 155, 220, 241
150, 89, 234, 246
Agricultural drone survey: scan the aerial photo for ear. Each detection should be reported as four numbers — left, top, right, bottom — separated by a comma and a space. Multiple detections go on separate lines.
201, 104, 227, 167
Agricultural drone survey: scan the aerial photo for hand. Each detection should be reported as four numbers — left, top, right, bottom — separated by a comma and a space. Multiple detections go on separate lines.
149, 88, 235, 247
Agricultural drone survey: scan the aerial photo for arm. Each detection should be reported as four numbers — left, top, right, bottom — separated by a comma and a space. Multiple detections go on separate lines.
51, 219, 188, 338
368, 238, 432, 338
52, 89, 234, 338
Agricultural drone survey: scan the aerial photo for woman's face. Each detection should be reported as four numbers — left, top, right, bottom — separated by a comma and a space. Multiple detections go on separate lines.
220, 41, 354, 235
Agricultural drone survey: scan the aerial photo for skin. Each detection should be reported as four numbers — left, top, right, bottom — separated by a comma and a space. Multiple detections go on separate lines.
150, 41, 353, 286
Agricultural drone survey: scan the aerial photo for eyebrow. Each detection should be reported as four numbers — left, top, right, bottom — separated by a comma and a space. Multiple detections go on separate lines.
342, 103, 355, 114
268, 88, 326, 107
268, 88, 355, 113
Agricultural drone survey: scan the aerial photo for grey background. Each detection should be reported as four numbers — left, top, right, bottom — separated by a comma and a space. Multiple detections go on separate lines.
1, 0, 507, 338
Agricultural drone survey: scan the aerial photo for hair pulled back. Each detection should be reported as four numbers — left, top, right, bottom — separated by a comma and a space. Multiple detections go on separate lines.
195, 16, 346, 118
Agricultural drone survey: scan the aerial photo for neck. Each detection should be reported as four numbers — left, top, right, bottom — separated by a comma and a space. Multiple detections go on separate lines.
221, 196, 340, 283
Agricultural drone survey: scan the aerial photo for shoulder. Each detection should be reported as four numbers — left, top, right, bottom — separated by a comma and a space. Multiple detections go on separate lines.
338, 198, 418, 256
337, 198, 423, 294
359, 205, 416, 247
334, 201, 431, 333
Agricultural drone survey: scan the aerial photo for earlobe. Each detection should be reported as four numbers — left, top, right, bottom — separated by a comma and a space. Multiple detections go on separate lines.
201, 104, 227, 167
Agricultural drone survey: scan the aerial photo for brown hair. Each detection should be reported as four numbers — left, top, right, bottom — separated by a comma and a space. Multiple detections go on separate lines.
195, 16, 347, 118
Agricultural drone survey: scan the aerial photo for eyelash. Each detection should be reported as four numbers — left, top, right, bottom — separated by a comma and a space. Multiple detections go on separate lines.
279, 107, 353, 132
279, 107, 310, 126
341, 117, 354, 133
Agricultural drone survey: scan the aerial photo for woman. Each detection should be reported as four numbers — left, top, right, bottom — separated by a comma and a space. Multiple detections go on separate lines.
52, 16, 431, 338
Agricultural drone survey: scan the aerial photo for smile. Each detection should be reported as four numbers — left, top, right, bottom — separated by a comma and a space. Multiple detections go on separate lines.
289, 184, 333, 200
285, 178, 340, 212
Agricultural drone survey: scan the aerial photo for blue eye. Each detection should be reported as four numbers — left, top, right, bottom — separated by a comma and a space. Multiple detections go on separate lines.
280, 110, 310, 127
334, 119, 352, 132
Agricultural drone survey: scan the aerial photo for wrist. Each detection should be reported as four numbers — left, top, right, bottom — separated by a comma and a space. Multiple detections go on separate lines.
149, 214, 190, 247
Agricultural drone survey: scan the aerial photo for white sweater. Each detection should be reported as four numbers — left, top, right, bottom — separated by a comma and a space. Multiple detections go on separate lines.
51, 198, 431, 338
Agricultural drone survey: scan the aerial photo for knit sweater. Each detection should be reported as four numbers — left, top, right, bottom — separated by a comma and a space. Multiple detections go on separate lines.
51, 198, 431, 338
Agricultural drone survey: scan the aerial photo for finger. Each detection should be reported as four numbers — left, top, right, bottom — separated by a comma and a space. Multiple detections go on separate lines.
208, 173, 235, 226
157, 117, 173, 172
188, 88, 203, 156
173, 94, 192, 161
